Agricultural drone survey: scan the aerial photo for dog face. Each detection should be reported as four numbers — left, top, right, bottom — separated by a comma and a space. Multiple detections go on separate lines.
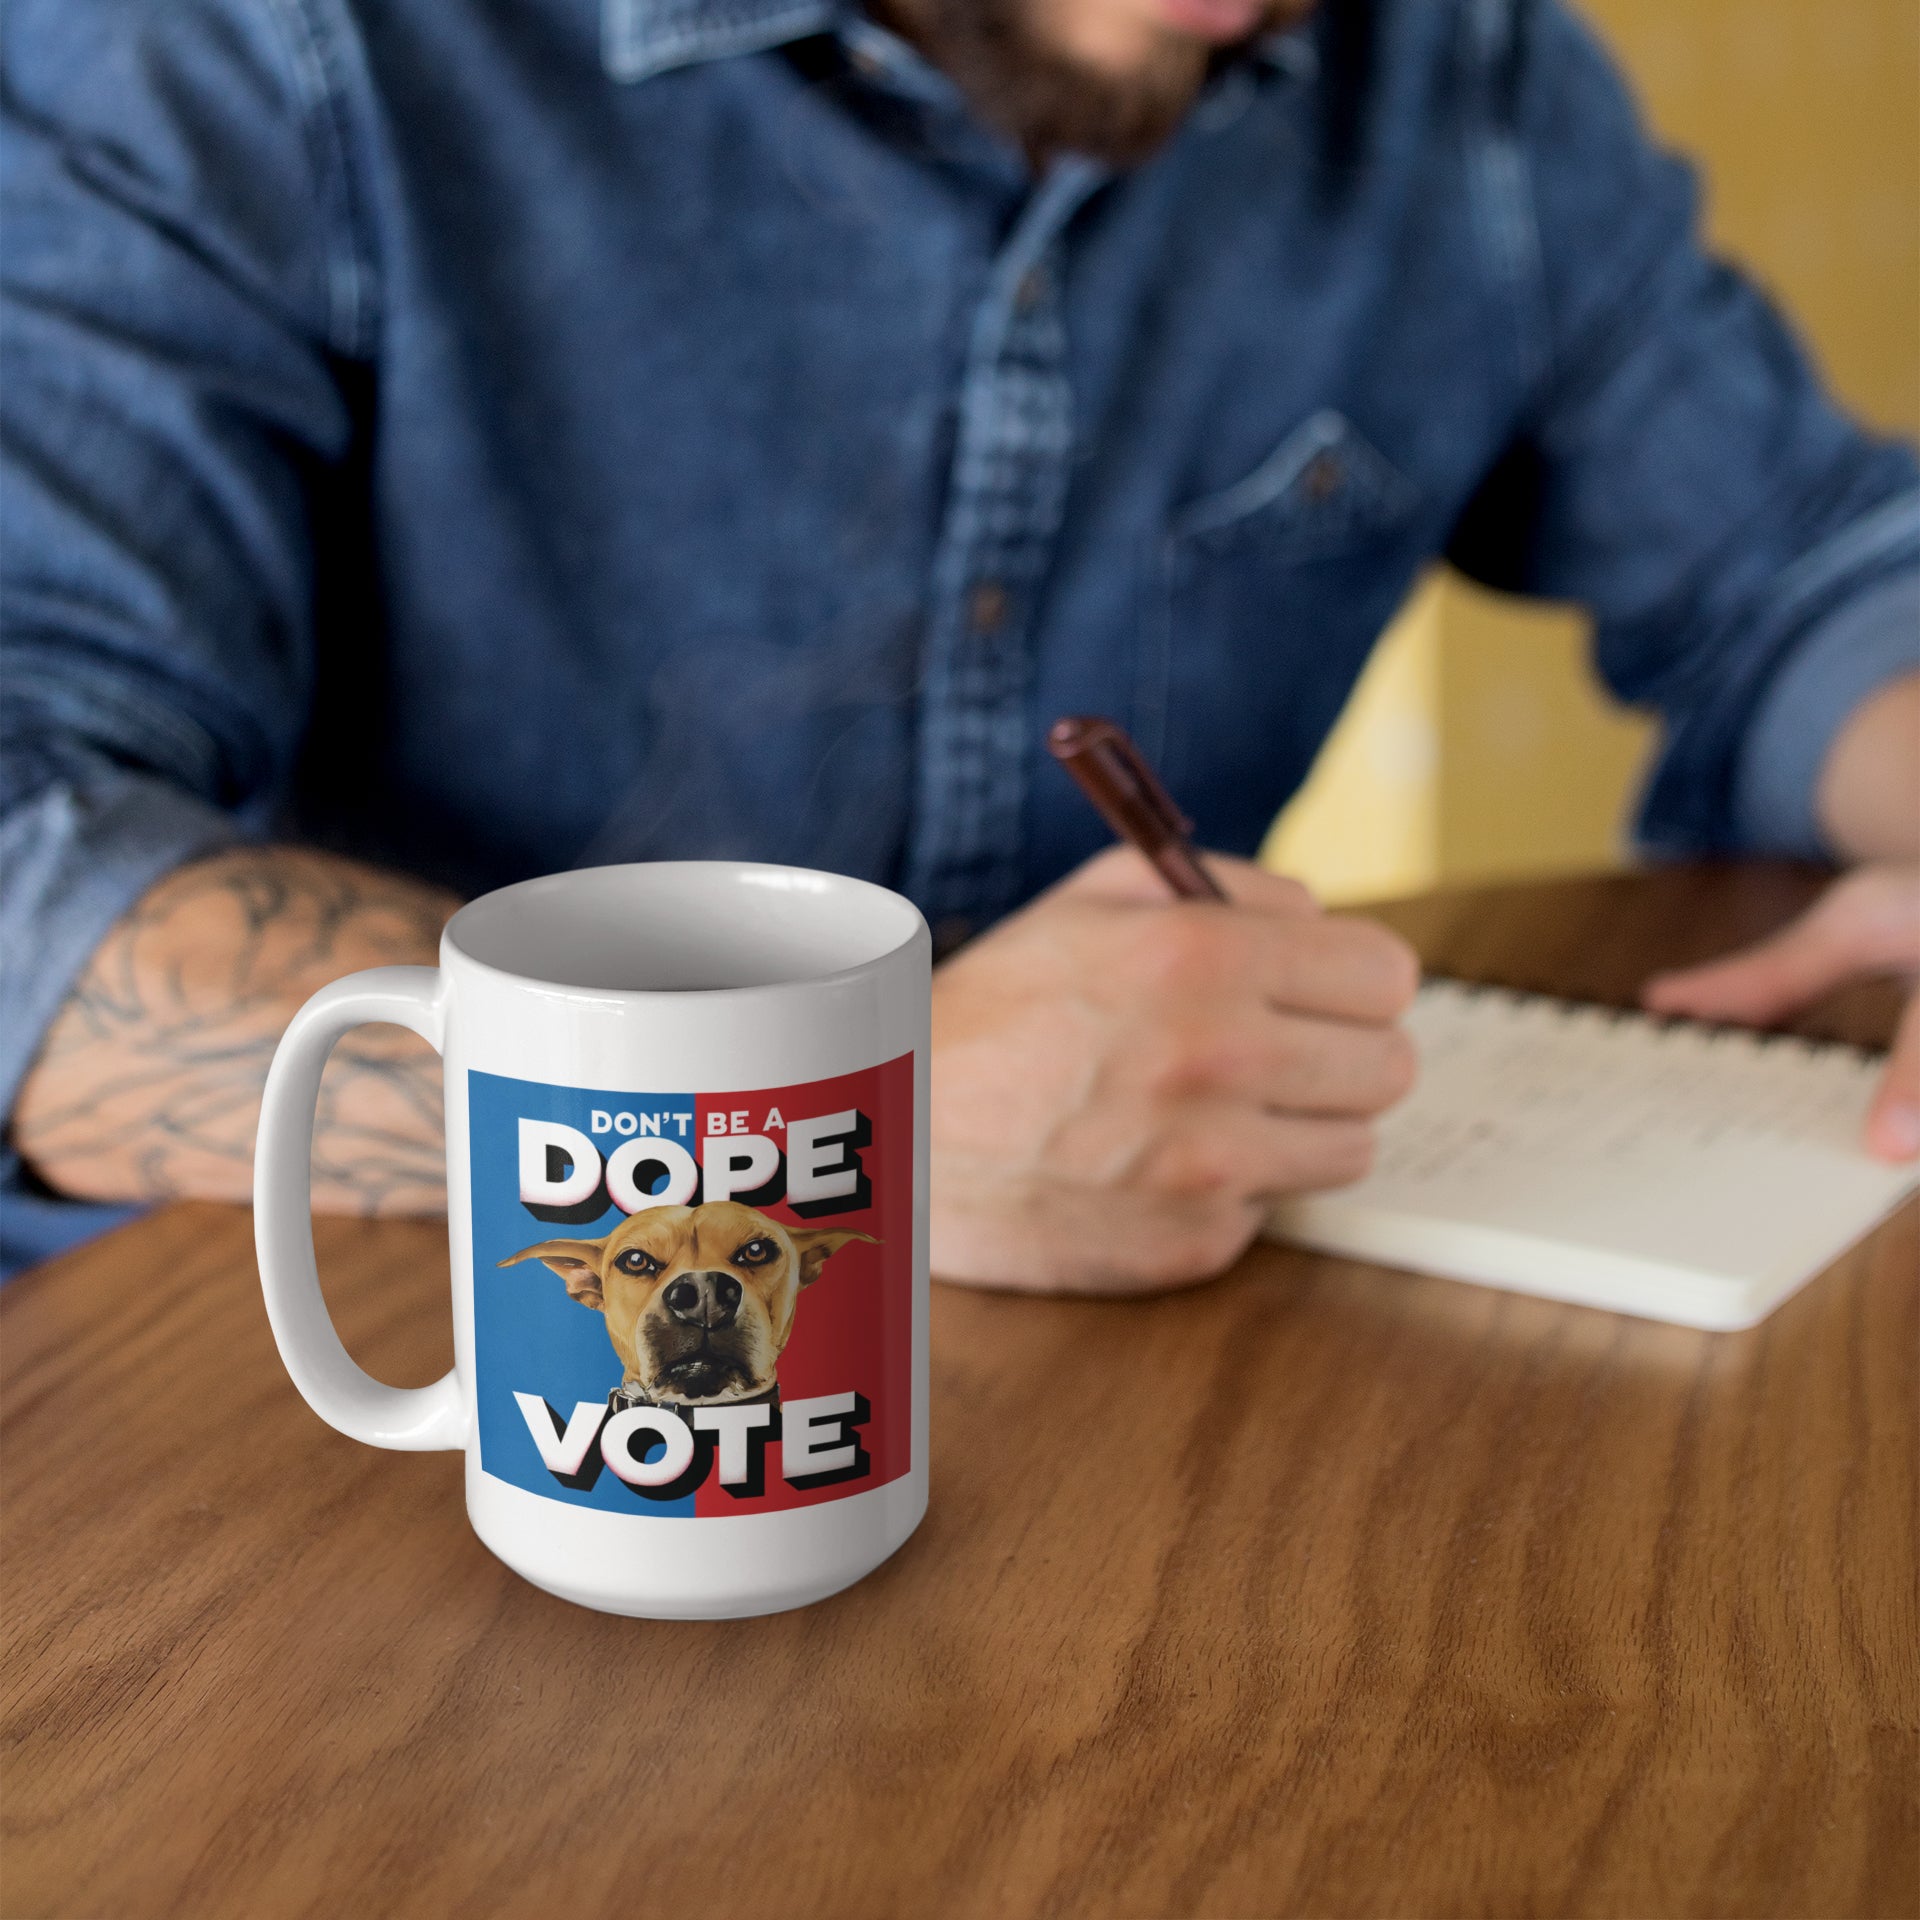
499, 1203, 874, 1405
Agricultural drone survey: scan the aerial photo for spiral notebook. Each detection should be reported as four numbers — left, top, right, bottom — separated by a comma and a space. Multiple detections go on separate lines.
1266, 978, 1920, 1329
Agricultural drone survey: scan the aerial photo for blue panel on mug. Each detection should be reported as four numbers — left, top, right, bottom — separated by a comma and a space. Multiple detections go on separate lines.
468, 1069, 699, 1517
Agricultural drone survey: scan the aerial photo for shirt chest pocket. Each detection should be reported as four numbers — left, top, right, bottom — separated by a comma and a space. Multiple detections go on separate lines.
1167, 408, 1418, 558
1141, 410, 1424, 812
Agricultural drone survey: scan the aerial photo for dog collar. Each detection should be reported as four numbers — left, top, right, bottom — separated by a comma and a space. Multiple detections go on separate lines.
606, 1380, 781, 1417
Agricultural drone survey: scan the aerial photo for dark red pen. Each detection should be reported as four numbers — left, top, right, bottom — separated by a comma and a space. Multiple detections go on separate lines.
1046, 715, 1227, 902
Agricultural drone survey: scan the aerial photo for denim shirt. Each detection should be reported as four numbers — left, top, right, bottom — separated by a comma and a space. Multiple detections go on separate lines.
4, 0, 1917, 1268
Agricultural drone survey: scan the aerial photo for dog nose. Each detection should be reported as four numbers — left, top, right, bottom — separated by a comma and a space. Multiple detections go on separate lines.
663, 1271, 742, 1329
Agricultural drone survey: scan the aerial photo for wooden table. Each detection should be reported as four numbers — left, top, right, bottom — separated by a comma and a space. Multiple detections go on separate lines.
5, 865, 1915, 1920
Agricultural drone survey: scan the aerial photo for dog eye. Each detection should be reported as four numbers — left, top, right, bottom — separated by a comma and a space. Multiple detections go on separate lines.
614, 1249, 660, 1276
733, 1238, 777, 1268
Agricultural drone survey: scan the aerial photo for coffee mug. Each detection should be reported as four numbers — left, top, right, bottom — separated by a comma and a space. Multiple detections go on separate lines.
253, 861, 930, 1618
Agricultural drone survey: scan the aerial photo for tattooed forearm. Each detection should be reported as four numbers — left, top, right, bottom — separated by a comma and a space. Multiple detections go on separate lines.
12, 847, 462, 1215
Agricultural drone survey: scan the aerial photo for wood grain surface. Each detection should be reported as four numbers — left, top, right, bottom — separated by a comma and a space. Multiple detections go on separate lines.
3, 865, 1915, 1920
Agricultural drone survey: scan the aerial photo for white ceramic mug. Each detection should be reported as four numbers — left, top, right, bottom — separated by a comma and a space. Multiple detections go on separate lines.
253, 861, 930, 1618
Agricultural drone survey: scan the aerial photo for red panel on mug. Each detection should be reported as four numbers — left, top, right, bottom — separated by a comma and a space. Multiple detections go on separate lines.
691, 1052, 913, 1515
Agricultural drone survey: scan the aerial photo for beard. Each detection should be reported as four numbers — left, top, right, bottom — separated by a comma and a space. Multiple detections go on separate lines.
881, 0, 1310, 167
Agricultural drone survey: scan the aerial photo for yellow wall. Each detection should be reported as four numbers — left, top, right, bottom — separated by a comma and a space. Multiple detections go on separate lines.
1266, 0, 1920, 904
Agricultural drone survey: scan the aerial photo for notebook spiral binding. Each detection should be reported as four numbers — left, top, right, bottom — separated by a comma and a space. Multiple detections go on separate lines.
1422, 975, 1881, 1068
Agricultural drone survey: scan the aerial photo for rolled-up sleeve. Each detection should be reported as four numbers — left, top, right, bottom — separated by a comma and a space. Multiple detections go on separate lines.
0, 775, 240, 1118
1, 0, 370, 1252
0, 774, 236, 1270
1731, 556, 1920, 857
1446, 0, 1920, 857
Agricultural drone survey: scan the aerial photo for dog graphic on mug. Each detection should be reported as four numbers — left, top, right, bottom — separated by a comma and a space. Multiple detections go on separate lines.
500, 1203, 874, 1406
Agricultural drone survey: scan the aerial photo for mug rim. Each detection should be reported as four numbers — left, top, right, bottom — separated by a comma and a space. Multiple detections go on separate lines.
441, 859, 930, 1002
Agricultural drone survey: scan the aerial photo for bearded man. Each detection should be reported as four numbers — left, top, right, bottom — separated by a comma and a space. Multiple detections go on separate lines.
3, 0, 1916, 1283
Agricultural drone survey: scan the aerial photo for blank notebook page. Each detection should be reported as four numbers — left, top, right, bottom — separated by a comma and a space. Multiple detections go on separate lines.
1266, 979, 1920, 1329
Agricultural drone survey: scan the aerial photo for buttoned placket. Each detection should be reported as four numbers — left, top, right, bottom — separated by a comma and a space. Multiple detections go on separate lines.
902, 160, 1106, 941
600, 0, 1298, 942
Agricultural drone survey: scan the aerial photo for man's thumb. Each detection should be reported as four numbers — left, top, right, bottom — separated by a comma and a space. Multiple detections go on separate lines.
1866, 993, 1920, 1162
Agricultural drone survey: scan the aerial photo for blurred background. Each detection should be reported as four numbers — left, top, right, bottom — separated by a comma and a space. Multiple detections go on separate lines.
1264, 0, 1920, 903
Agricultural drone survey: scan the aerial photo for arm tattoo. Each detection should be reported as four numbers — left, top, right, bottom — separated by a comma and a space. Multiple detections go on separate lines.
12, 847, 461, 1215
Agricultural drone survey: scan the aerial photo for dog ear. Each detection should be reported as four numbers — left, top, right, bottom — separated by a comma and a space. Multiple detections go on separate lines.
497, 1238, 609, 1310
785, 1227, 878, 1289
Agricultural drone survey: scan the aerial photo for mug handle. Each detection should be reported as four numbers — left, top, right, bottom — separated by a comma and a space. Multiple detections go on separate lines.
253, 966, 467, 1451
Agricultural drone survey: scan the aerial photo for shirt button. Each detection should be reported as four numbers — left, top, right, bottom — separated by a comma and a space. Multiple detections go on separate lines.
969, 581, 1008, 633
1303, 451, 1344, 501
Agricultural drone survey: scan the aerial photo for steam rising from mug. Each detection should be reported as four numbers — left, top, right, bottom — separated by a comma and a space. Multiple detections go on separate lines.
574, 631, 921, 880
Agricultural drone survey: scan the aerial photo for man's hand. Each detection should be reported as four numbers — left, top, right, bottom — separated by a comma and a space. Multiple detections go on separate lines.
13, 847, 460, 1213
1642, 862, 1920, 1162
929, 846, 1420, 1293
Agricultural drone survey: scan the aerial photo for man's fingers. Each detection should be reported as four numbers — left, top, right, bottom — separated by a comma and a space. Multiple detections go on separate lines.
1147, 1105, 1377, 1200
1639, 866, 1920, 1159
1866, 992, 1920, 1162
1211, 856, 1321, 916
1643, 907, 1857, 1025
1644, 865, 1920, 1025
1253, 911, 1421, 1024
1122, 904, 1415, 1023
1142, 1008, 1418, 1116
1060, 844, 1319, 916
